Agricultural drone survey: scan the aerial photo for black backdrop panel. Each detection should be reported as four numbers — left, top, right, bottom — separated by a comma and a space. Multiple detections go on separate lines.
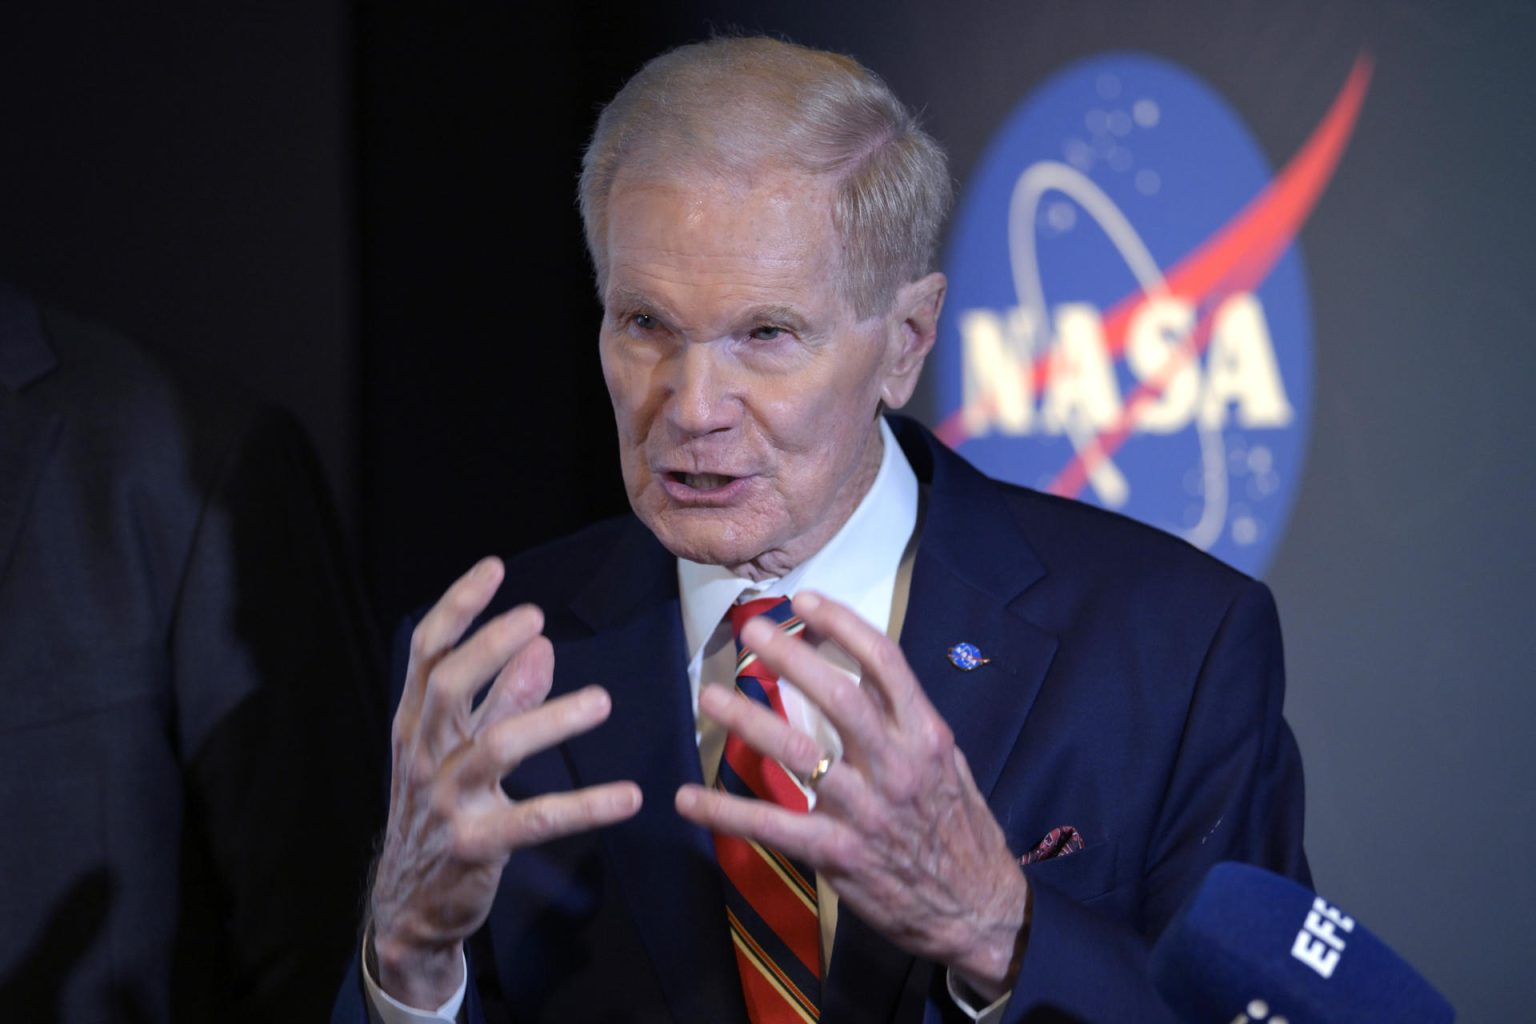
355, 5, 657, 625
0, 0, 356, 518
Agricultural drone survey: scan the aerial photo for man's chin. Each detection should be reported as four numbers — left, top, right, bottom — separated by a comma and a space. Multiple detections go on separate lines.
655, 534, 761, 572
641, 509, 769, 572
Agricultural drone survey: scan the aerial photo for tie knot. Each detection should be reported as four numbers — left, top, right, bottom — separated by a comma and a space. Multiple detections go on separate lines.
727, 596, 795, 640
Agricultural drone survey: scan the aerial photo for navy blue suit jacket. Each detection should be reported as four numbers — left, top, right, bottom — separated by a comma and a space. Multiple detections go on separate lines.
338, 416, 1308, 1023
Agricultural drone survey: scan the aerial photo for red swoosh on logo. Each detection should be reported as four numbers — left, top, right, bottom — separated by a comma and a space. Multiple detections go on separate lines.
936, 53, 1373, 501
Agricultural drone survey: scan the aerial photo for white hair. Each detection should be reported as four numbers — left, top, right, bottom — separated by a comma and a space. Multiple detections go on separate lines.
579, 36, 952, 318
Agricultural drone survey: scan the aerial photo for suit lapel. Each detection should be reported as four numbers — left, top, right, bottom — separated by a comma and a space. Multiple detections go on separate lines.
902, 502, 1058, 803
560, 526, 748, 1023
825, 420, 1060, 1021
0, 287, 61, 587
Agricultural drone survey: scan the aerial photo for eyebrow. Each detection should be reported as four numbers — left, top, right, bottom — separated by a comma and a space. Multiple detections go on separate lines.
604, 287, 669, 318
605, 290, 817, 337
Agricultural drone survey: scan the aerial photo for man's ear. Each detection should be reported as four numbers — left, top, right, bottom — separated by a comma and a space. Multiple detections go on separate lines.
879, 272, 947, 410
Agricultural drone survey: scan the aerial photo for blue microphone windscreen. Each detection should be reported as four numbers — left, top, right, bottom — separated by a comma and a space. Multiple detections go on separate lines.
1149, 862, 1453, 1023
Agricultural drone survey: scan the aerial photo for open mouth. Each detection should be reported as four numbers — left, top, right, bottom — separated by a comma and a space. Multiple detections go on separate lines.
668, 471, 737, 491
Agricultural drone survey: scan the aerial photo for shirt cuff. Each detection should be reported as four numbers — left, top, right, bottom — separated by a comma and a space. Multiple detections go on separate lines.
361, 933, 468, 1024
946, 968, 1012, 1023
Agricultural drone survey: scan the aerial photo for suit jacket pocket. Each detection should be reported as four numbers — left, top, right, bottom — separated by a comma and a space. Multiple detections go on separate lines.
1021, 838, 1120, 904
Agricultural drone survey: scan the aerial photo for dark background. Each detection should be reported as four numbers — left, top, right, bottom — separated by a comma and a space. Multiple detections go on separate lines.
1, 0, 1530, 1017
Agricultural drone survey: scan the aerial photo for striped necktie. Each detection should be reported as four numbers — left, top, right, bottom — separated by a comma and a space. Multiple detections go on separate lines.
714, 596, 821, 1023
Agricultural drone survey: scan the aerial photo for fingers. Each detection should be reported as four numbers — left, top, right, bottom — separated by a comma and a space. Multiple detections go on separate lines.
696, 684, 879, 827
699, 594, 1018, 980
454, 782, 643, 862
698, 684, 821, 777
454, 685, 615, 789
675, 783, 845, 865
398, 557, 506, 728
413, 557, 506, 663
677, 777, 883, 881
731, 591, 959, 831
792, 591, 923, 722
507, 782, 643, 846
469, 630, 555, 733
418, 604, 547, 752
739, 613, 888, 760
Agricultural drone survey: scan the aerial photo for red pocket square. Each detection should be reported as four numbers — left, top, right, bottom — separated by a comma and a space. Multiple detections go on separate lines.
1020, 826, 1085, 865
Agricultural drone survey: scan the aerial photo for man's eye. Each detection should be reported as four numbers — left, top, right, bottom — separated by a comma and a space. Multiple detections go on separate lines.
749, 325, 786, 341
632, 313, 658, 330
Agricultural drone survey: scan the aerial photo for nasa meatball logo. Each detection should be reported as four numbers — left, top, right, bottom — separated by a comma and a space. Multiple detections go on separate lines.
935, 53, 1370, 575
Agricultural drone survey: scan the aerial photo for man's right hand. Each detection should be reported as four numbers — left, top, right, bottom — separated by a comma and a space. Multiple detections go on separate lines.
368, 556, 643, 1009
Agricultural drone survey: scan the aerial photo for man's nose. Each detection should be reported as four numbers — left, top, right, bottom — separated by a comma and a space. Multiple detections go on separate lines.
663, 342, 738, 436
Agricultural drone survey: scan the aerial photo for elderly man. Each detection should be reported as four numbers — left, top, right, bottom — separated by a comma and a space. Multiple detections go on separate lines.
340, 36, 1307, 1024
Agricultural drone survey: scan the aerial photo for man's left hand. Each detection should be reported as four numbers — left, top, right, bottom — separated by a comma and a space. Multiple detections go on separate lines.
675, 591, 1030, 1002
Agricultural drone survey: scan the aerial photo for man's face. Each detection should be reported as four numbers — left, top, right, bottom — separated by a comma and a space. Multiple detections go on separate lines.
598, 170, 927, 578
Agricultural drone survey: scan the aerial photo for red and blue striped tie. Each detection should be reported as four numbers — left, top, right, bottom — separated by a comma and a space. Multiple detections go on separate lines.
714, 596, 821, 1023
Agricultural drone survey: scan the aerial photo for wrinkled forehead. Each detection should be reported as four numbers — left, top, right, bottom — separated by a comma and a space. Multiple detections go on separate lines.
602, 168, 847, 308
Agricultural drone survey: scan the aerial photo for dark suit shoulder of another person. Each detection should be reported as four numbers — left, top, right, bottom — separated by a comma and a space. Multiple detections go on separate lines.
0, 288, 386, 1023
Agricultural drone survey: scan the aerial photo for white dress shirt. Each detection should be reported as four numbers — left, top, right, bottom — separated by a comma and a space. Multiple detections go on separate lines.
364, 419, 1007, 1022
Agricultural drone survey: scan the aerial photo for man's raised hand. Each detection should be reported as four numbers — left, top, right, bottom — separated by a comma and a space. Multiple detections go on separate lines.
675, 590, 1029, 1002
369, 557, 642, 1008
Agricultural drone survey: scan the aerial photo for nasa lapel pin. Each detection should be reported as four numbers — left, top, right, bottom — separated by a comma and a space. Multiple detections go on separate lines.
947, 642, 990, 672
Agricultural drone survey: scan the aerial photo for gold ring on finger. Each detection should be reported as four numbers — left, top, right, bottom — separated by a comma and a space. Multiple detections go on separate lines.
808, 755, 836, 788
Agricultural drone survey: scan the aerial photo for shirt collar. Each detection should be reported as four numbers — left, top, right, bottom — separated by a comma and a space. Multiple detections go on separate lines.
677, 417, 918, 660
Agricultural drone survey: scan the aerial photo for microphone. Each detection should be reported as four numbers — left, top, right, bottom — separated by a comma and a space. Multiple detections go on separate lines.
1149, 862, 1454, 1023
